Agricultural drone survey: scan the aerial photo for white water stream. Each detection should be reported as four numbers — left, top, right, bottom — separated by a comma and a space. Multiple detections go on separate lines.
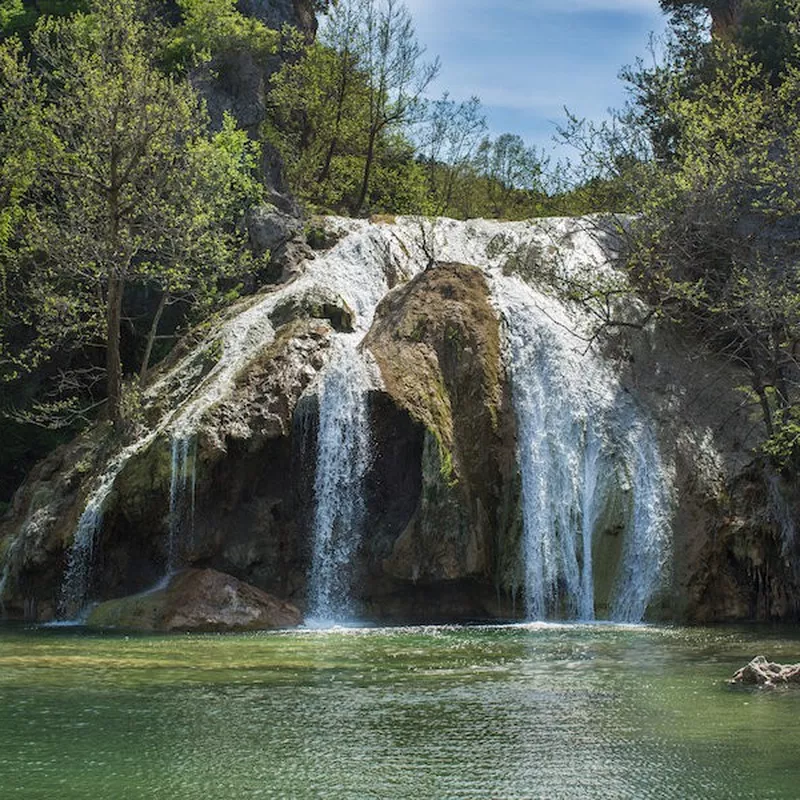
58, 432, 158, 619
167, 435, 196, 574
306, 340, 373, 623
495, 273, 671, 621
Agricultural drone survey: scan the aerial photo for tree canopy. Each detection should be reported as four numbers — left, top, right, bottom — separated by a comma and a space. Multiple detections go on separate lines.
0, 0, 262, 426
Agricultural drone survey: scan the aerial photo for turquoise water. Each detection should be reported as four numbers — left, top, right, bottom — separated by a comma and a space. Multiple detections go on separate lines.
1, 623, 800, 799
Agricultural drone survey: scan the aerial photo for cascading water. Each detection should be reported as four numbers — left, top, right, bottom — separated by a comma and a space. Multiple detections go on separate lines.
48, 219, 414, 621
579, 428, 602, 620
495, 273, 671, 622
58, 434, 157, 621
0, 564, 8, 616
167, 435, 196, 574
768, 473, 797, 561
610, 421, 672, 622
307, 341, 373, 624
9, 214, 677, 625
59, 499, 103, 620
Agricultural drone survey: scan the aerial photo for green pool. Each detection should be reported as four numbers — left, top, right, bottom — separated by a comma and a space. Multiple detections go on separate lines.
1, 623, 799, 799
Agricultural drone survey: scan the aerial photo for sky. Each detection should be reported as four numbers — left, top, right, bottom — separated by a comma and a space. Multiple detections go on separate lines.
403, 0, 668, 158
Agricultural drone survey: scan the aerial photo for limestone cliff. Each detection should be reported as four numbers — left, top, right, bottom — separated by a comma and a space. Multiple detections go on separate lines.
1, 216, 798, 627
191, 0, 321, 209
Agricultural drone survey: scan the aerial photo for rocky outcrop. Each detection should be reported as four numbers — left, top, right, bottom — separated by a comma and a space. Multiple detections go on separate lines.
247, 207, 314, 281
87, 568, 301, 631
191, 1, 321, 209
3, 216, 800, 627
730, 656, 800, 688
238, 0, 320, 37
0, 425, 117, 621
363, 264, 516, 594
606, 309, 800, 622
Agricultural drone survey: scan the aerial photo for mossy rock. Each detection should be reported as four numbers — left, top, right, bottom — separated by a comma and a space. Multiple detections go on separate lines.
365, 263, 515, 584
87, 568, 302, 632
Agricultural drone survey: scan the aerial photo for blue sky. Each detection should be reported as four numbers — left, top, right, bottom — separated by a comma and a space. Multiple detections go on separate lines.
404, 0, 667, 157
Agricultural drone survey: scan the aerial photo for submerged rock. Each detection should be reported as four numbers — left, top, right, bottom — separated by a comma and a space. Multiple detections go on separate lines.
87, 568, 301, 632
729, 656, 800, 687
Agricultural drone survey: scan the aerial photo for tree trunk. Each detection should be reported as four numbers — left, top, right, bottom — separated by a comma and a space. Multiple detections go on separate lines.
139, 290, 168, 385
709, 0, 742, 39
106, 270, 125, 424
356, 125, 379, 214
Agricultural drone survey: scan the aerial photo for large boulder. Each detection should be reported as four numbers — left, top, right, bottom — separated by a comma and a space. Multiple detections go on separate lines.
87, 568, 301, 632
363, 263, 518, 599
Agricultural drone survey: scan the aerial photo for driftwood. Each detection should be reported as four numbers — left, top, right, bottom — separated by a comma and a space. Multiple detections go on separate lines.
729, 656, 800, 688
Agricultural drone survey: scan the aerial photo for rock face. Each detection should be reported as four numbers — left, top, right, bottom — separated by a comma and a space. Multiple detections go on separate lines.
191, 0, 320, 209
87, 568, 302, 631
238, 0, 320, 36
730, 656, 800, 688
2, 216, 800, 627
361, 263, 517, 617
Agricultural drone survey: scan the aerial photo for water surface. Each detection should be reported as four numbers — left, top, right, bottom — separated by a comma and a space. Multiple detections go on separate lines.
1, 623, 799, 799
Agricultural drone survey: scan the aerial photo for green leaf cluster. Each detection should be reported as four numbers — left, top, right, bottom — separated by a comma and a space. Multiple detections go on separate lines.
165, 0, 278, 69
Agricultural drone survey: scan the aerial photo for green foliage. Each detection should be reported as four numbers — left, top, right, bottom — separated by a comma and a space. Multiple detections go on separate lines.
0, 0, 25, 31
0, 0, 262, 426
267, 29, 370, 210
557, 1, 800, 470
166, 0, 278, 69
268, 0, 440, 216
0, 0, 85, 37
626, 31, 800, 462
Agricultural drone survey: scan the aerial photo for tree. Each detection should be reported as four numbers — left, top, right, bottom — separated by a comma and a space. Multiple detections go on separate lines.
315, 0, 364, 186
558, 1, 800, 467
0, 0, 86, 38
476, 133, 549, 218
268, 0, 437, 215
1, 0, 261, 426
417, 93, 487, 216
626, 31, 800, 462
268, 25, 369, 209
659, 0, 743, 38
165, 0, 278, 69
351, 0, 438, 213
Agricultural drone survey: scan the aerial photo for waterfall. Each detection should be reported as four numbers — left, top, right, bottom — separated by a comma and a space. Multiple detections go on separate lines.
767, 473, 797, 560
579, 428, 602, 620
0, 564, 8, 616
58, 433, 157, 621
167, 435, 196, 574
610, 421, 671, 622
495, 275, 670, 622
58, 491, 104, 620
24, 215, 674, 625
307, 341, 372, 623
505, 294, 608, 620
